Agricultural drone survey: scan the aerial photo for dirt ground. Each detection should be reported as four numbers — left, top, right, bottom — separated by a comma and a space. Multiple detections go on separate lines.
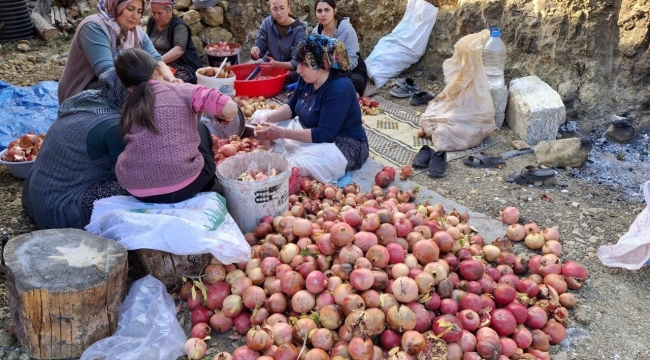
2, 38, 650, 360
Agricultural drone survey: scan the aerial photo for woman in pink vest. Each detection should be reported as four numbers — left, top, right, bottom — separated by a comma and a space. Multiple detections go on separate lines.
113, 48, 238, 203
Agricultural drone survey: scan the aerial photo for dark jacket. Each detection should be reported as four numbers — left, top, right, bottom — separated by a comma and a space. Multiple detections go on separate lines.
147, 16, 203, 76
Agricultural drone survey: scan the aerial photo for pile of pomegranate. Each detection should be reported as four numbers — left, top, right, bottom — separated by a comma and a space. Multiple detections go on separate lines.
1, 132, 45, 162
233, 95, 277, 118
238, 168, 279, 182
359, 97, 380, 116
180, 177, 588, 360
211, 135, 267, 166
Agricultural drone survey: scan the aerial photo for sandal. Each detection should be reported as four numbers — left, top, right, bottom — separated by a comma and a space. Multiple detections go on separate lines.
506, 166, 556, 184
428, 150, 447, 177
463, 152, 506, 168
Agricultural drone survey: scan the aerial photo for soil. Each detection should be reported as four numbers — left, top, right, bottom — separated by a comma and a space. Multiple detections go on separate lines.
1, 39, 650, 360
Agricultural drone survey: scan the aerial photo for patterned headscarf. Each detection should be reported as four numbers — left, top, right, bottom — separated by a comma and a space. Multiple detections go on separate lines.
97, 0, 146, 51
150, 0, 174, 7
296, 34, 350, 71
59, 70, 130, 117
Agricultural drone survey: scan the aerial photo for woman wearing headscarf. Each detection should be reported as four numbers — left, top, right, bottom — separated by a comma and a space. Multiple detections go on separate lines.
146, 0, 202, 84
24, 70, 131, 229
57, 0, 180, 104
250, 0, 306, 84
256, 35, 368, 172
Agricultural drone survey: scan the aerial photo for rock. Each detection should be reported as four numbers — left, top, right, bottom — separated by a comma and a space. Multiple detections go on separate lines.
216, 0, 227, 11
26, 56, 36, 63
603, 115, 634, 143
16, 44, 29, 52
534, 138, 591, 168
182, 9, 202, 25
6, 349, 20, 360
552, 351, 569, 360
175, 0, 192, 10
58, 59, 67, 66
489, 83, 508, 128
192, 35, 205, 57
0, 331, 14, 347
558, 80, 579, 102
200, 6, 224, 27
18, 354, 30, 360
188, 21, 205, 36
199, 26, 233, 46
505, 76, 566, 145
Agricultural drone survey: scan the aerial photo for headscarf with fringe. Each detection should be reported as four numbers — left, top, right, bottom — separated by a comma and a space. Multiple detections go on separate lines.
296, 34, 350, 71
97, 0, 146, 51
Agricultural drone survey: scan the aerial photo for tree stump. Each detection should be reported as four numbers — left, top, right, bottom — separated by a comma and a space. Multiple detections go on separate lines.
135, 249, 212, 287
3, 229, 128, 359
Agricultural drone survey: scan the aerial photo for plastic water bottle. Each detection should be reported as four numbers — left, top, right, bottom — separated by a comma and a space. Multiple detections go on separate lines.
483, 27, 507, 87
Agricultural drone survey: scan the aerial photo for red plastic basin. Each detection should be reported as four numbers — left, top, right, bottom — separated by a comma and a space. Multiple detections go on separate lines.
231, 63, 289, 98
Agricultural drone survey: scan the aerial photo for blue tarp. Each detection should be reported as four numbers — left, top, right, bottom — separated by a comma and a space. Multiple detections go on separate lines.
0, 80, 59, 150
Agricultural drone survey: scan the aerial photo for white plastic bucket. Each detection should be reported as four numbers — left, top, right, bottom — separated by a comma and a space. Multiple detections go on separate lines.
216, 152, 290, 233
196, 68, 236, 97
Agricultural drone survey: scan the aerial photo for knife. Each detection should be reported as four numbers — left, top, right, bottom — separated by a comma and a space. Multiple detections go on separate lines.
246, 51, 269, 81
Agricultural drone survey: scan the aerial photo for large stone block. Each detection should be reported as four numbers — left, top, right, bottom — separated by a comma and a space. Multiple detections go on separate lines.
182, 9, 201, 25
199, 26, 233, 45
175, 0, 192, 10
200, 6, 223, 27
489, 84, 508, 128
534, 138, 591, 168
505, 76, 566, 145
192, 35, 205, 57
189, 21, 204, 36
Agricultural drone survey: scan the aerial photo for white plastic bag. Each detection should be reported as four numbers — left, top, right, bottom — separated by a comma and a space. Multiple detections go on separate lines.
80, 276, 185, 360
85, 192, 251, 265
365, 0, 438, 88
598, 181, 650, 270
270, 119, 348, 184
418, 30, 496, 151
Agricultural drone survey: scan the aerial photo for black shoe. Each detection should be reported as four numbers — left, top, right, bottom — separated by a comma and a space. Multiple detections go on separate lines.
412, 145, 434, 168
409, 91, 435, 106
428, 150, 447, 177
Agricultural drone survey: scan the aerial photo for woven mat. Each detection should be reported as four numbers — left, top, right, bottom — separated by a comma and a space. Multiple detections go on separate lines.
363, 96, 498, 168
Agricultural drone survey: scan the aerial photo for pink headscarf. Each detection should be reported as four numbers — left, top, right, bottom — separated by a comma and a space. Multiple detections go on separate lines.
97, 0, 146, 51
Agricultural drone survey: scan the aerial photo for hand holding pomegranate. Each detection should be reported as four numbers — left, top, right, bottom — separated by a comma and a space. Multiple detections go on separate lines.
255, 123, 285, 141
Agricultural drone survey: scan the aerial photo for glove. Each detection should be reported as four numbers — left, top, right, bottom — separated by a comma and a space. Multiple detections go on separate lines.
255, 122, 285, 141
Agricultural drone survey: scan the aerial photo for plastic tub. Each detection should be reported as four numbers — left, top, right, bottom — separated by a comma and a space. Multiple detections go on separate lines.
231, 63, 289, 98
204, 42, 241, 67
216, 152, 290, 233
0, 150, 34, 179
196, 67, 236, 97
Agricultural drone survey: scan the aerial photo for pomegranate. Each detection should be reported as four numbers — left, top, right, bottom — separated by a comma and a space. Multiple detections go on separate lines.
375, 170, 392, 188
185, 338, 207, 359
489, 308, 517, 336
500, 207, 520, 224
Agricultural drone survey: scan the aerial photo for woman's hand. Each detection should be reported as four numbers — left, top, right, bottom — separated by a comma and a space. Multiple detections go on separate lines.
250, 46, 261, 60
167, 77, 184, 84
265, 56, 279, 68
255, 122, 285, 141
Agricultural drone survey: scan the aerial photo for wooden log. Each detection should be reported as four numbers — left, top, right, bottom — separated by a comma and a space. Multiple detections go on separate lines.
136, 249, 212, 287
50, 8, 55, 25
78, 0, 90, 16
4, 229, 128, 359
68, 1, 79, 17
34, 0, 52, 17
31, 12, 59, 41
53, 6, 63, 26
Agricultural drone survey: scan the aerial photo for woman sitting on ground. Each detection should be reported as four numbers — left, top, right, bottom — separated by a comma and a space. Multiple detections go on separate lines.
312, 0, 368, 96
250, 0, 306, 84
256, 35, 369, 172
146, 0, 203, 84
23, 70, 130, 229
57, 0, 180, 104
114, 48, 238, 203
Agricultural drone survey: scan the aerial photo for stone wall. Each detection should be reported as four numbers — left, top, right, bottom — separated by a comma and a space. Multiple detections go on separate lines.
172, 0, 649, 128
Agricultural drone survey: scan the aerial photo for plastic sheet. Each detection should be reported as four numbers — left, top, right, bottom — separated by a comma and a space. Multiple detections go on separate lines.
0, 80, 58, 150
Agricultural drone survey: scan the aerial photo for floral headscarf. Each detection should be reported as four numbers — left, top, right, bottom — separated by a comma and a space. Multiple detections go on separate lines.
150, 0, 174, 7
59, 70, 130, 117
296, 34, 350, 71
97, 0, 146, 51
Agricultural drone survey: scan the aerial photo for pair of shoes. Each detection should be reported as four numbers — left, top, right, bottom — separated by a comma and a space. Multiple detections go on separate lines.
505, 166, 555, 184
390, 78, 419, 98
409, 91, 435, 106
463, 152, 506, 168
411, 146, 447, 177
